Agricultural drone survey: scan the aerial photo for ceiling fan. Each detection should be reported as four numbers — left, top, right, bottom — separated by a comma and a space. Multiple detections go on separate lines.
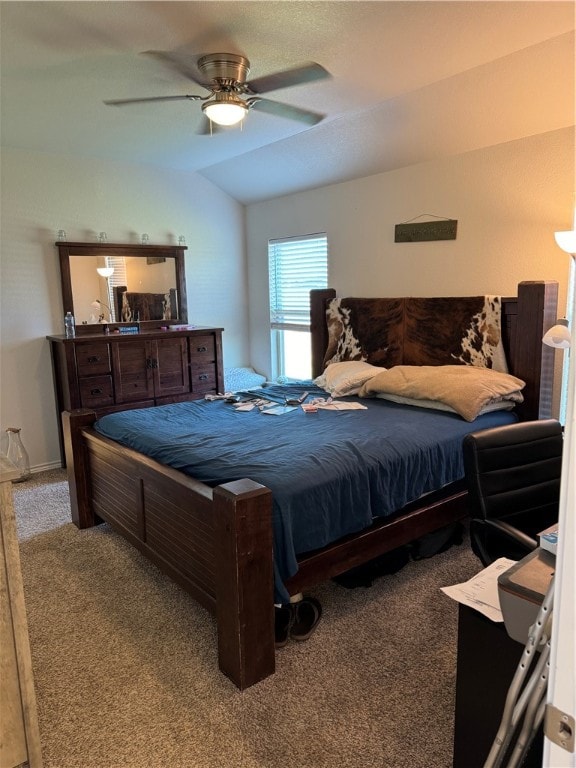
104, 52, 331, 131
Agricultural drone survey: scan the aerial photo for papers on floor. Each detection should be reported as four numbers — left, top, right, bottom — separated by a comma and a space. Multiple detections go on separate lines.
440, 557, 516, 622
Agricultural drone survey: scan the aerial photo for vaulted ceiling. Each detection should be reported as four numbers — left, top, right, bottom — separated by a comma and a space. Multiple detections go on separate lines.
1, 1, 574, 204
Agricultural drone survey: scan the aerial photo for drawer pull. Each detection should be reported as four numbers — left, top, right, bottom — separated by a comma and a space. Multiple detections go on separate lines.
198, 373, 209, 381
90, 388, 103, 395
87, 356, 100, 363
196, 346, 208, 353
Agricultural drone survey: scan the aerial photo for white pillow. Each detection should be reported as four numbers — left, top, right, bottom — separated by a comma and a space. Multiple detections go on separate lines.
375, 393, 517, 416
314, 361, 386, 397
224, 367, 266, 392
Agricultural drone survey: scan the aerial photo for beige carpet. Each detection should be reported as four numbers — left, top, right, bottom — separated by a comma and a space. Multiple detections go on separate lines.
14, 469, 481, 768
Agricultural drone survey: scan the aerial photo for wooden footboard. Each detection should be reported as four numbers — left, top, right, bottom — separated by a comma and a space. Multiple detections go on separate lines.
62, 410, 275, 690
62, 409, 468, 689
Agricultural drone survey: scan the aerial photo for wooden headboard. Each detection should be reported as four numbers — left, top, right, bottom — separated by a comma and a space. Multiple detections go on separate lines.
310, 281, 558, 422
113, 285, 178, 322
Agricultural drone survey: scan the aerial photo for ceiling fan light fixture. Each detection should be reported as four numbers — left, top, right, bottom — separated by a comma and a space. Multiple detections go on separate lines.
202, 93, 248, 126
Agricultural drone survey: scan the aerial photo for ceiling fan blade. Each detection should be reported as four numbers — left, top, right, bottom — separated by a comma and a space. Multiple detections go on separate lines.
141, 50, 207, 87
247, 62, 330, 94
249, 98, 325, 125
104, 95, 202, 106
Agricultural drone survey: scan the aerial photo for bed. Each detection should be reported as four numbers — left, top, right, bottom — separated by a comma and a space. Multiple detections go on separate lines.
62, 280, 558, 689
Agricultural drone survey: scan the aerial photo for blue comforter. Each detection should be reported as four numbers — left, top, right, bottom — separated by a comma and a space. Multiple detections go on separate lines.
94, 384, 517, 601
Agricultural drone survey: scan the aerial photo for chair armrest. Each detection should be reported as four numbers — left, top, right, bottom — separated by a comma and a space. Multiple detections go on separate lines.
470, 518, 538, 566
483, 519, 538, 551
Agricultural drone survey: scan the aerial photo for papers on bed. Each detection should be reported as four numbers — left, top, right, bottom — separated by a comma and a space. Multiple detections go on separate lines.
236, 399, 367, 414
261, 405, 298, 415
441, 557, 516, 622
315, 400, 367, 410
233, 402, 259, 412
218, 389, 369, 415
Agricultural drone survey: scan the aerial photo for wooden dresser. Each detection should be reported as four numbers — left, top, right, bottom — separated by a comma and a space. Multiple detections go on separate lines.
47, 327, 224, 463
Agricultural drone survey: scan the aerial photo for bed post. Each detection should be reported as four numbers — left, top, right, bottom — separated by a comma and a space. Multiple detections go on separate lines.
213, 479, 275, 690
62, 409, 98, 529
512, 281, 558, 421
311, 288, 336, 378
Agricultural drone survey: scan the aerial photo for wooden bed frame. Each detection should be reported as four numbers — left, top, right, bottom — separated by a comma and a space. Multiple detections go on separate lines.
62, 280, 558, 690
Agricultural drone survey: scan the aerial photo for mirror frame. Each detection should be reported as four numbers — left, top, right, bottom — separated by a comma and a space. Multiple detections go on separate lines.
56, 241, 188, 329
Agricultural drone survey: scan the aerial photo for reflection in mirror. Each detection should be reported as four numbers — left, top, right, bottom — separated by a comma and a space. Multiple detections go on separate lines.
57, 241, 188, 331
69, 255, 179, 325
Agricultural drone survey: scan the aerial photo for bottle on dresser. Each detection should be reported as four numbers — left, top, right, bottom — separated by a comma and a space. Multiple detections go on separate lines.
64, 311, 76, 339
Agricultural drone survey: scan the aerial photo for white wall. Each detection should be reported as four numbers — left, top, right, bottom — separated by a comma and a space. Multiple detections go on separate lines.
246, 127, 575, 410
0, 148, 247, 470
2, 128, 574, 470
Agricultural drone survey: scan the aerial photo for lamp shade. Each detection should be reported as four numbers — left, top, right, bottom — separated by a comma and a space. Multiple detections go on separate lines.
542, 318, 571, 349
96, 266, 114, 278
202, 93, 248, 126
554, 230, 576, 254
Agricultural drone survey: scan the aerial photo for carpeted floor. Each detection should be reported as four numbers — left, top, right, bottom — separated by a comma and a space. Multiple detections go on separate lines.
14, 469, 482, 768
14, 469, 73, 540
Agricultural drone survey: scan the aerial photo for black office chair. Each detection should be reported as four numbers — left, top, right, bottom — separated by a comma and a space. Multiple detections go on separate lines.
463, 419, 562, 566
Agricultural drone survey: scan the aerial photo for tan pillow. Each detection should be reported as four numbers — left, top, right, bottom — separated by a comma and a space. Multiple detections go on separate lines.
359, 365, 525, 421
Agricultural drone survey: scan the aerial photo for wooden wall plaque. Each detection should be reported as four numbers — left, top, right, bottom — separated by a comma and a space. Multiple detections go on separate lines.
395, 219, 457, 242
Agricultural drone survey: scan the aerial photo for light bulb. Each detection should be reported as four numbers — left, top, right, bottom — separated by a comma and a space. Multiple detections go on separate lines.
554, 230, 576, 254
542, 319, 571, 349
554, 208, 576, 254
202, 94, 247, 126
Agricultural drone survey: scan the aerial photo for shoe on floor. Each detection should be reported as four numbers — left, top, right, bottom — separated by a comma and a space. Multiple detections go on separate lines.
289, 597, 322, 642
275, 604, 294, 648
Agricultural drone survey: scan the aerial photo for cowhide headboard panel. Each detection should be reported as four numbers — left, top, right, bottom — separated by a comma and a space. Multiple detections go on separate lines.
323, 295, 508, 372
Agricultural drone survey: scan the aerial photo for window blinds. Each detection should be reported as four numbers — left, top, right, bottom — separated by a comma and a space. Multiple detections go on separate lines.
102, 257, 128, 320
269, 233, 328, 331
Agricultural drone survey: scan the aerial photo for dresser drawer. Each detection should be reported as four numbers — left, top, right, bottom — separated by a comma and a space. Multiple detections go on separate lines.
190, 364, 216, 393
189, 335, 215, 362
76, 343, 111, 376
79, 376, 114, 408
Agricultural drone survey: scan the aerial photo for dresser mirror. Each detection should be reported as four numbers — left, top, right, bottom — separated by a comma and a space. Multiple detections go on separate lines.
56, 242, 188, 328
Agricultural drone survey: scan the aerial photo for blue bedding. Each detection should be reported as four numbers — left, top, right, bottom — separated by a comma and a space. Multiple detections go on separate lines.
94, 384, 518, 601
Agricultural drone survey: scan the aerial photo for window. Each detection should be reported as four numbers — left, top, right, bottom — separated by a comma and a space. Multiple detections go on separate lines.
269, 233, 328, 379
98, 256, 127, 322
